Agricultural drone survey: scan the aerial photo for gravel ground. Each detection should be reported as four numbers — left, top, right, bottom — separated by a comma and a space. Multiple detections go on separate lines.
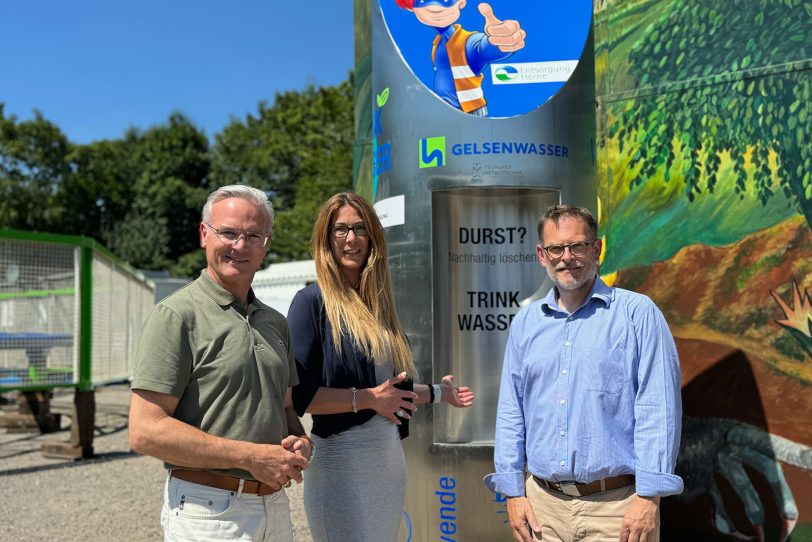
0, 385, 313, 542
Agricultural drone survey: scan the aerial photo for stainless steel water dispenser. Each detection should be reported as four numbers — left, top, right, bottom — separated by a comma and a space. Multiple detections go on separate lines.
361, 1, 596, 538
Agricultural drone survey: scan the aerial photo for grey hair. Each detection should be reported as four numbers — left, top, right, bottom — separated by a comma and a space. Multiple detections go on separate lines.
201, 185, 275, 232
537, 204, 598, 244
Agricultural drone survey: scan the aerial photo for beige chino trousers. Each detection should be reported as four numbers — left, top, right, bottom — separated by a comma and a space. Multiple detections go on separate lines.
525, 477, 660, 542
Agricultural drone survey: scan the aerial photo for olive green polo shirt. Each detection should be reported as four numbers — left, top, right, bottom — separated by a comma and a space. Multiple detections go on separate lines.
132, 270, 297, 480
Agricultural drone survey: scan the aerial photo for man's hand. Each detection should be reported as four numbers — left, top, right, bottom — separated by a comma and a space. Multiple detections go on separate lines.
619, 496, 659, 542
507, 496, 541, 542
247, 442, 309, 491
479, 2, 526, 52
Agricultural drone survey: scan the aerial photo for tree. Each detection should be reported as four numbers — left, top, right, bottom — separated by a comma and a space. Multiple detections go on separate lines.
105, 210, 172, 270
272, 153, 353, 261
58, 113, 211, 270
608, 0, 812, 228
0, 105, 71, 231
126, 113, 211, 264
212, 77, 355, 262
2, 75, 355, 271
56, 131, 141, 240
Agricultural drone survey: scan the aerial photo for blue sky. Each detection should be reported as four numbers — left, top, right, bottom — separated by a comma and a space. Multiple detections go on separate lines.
1, 1, 354, 144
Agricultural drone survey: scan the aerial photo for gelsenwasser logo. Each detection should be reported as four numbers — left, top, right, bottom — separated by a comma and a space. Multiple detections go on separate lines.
417, 136, 570, 168
419, 136, 446, 169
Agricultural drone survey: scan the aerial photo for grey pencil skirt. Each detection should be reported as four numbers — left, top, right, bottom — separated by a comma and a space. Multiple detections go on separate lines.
303, 414, 407, 542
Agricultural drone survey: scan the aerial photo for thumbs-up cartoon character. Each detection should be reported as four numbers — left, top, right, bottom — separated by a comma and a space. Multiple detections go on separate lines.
395, 0, 526, 116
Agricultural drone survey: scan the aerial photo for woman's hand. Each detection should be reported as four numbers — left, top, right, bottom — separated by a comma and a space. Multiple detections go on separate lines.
362, 371, 418, 424
440, 375, 475, 408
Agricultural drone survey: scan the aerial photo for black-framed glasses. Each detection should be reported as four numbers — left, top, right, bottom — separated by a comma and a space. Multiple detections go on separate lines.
331, 224, 368, 238
543, 241, 594, 259
205, 223, 270, 247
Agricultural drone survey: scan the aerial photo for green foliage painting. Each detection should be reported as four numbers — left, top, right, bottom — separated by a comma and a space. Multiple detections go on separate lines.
609, 0, 811, 227
596, 0, 812, 363
595, 0, 812, 274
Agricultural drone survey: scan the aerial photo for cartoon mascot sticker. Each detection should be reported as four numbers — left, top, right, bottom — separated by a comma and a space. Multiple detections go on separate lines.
394, 0, 526, 116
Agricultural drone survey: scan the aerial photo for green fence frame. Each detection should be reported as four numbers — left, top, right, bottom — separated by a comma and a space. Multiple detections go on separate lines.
0, 228, 152, 393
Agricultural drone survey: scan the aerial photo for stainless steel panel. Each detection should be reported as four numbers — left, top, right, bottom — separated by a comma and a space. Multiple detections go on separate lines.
432, 188, 557, 444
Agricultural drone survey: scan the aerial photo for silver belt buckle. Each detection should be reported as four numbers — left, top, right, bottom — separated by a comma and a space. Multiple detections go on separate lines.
558, 482, 582, 497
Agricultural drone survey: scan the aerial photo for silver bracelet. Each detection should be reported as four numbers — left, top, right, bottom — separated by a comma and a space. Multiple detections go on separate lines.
432, 384, 442, 404
299, 435, 316, 463
350, 386, 358, 413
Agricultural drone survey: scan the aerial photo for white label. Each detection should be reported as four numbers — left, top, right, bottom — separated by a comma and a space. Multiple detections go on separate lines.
375, 195, 406, 228
490, 61, 579, 85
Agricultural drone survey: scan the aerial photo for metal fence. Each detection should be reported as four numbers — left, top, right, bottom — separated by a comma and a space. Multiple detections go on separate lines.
0, 230, 154, 392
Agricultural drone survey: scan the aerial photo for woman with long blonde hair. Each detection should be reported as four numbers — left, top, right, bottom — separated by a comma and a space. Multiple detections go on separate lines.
289, 192, 474, 542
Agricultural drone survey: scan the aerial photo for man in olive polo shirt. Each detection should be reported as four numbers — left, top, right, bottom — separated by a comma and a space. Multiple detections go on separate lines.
129, 185, 312, 541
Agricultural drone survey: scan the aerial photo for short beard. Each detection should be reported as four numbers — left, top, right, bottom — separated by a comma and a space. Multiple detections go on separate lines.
544, 260, 597, 292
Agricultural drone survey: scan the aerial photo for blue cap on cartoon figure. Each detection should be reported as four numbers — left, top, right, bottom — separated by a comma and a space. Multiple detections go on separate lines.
413, 0, 460, 7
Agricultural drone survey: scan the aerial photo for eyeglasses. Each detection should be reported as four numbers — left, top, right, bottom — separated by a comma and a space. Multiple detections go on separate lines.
543, 241, 594, 259
331, 224, 368, 238
205, 223, 270, 247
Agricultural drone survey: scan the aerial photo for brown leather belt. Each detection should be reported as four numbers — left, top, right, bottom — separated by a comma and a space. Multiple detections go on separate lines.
533, 474, 635, 497
171, 469, 278, 496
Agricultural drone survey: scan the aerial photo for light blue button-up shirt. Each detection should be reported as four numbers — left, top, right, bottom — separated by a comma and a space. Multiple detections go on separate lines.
484, 277, 684, 498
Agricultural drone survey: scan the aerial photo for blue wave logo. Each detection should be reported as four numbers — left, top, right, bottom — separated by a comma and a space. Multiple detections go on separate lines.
494, 65, 519, 82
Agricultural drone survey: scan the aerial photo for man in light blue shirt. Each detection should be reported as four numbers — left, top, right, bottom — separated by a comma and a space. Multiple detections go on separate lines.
484, 205, 683, 542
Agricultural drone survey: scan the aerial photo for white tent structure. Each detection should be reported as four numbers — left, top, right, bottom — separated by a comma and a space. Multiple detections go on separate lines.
251, 260, 316, 316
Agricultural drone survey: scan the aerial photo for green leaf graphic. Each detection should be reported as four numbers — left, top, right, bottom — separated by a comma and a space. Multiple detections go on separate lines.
376, 88, 390, 108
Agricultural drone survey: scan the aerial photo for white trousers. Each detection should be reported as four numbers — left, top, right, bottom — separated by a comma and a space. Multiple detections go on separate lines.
161, 476, 294, 542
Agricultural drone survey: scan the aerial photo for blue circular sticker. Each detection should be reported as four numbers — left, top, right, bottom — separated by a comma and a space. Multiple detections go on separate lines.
381, 0, 592, 118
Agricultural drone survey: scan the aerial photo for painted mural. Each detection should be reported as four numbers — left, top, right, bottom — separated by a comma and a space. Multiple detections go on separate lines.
594, 0, 812, 540
379, 0, 591, 118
